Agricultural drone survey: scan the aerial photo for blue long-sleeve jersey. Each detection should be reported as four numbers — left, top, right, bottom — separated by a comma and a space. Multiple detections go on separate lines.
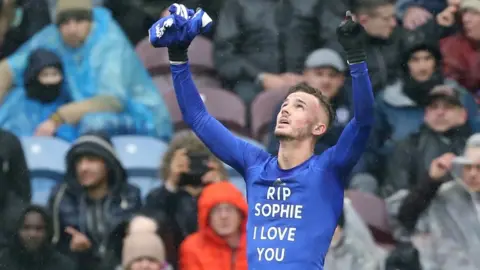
170, 61, 374, 269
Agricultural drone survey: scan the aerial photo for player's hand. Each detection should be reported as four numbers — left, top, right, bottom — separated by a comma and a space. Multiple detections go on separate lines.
429, 153, 456, 180
65, 227, 92, 252
148, 3, 213, 62
436, 6, 457, 27
336, 11, 367, 63
403, 6, 432, 30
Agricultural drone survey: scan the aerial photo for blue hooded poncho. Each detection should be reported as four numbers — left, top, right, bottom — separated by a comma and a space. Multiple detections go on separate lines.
5, 7, 172, 141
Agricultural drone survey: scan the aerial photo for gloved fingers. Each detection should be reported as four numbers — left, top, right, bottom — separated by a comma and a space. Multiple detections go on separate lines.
169, 3, 190, 19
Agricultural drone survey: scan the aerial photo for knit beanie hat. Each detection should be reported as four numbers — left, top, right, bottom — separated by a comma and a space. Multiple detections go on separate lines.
56, 0, 93, 18
122, 233, 166, 268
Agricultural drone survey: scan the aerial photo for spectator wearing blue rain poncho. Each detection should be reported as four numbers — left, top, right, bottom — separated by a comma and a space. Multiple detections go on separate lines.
0, 48, 78, 142
0, 0, 172, 141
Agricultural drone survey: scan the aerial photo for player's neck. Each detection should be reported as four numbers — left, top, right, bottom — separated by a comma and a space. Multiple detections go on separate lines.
278, 140, 314, 170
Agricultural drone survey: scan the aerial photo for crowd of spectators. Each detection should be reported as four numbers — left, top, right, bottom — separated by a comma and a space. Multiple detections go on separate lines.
0, 0, 479, 269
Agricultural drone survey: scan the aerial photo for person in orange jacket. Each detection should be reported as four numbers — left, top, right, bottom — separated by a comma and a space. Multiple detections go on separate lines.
180, 181, 248, 270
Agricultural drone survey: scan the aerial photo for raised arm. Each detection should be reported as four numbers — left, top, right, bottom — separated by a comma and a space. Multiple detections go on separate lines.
170, 63, 267, 174
149, 5, 268, 175
330, 63, 374, 170
329, 12, 374, 183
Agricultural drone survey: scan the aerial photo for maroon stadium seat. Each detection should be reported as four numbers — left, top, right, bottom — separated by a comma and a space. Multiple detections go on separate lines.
346, 190, 395, 244
250, 88, 289, 141
136, 35, 216, 76
163, 87, 247, 135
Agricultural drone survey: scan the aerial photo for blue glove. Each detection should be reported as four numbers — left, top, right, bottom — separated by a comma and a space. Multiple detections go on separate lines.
148, 3, 213, 62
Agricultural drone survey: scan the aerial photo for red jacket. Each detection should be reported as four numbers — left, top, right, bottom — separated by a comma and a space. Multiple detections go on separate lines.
180, 182, 248, 270
440, 34, 480, 98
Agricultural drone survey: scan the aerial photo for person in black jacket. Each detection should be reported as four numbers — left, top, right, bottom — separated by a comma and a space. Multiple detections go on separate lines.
0, 205, 76, 270
0, 129, 31, 248
48, 132, 142, 270
382, 89, 471, 198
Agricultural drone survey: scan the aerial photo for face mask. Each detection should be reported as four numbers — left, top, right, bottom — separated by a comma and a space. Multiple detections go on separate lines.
26, 81, 62, 104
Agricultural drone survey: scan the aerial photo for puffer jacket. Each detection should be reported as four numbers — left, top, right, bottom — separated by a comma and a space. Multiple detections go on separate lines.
48, 135, 142, 270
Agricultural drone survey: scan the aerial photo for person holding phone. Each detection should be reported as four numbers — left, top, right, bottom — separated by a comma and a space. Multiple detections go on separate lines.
145, 130, 228, 245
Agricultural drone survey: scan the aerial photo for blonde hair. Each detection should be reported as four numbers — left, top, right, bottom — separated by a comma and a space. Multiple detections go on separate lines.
160, 130, 227, 180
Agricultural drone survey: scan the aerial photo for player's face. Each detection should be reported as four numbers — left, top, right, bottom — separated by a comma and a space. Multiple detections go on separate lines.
274, 92, 327, 140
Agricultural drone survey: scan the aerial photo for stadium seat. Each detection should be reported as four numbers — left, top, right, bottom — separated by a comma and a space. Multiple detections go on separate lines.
250, 88, 289, 142
20, 136, 69, 181
136, 35, 215, 76
229, 176, 246, 197
191, 73, 222, 88
346, 190, 395, 244
152, 75, 173, 95
31, 177, 57, 206
112, 135, 168, 178
129, 177, 162, 200
154, 74, 221, 95
163, 87, 248, 135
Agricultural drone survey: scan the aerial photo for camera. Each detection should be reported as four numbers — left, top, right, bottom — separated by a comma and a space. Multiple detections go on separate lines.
178, 152, 210, 187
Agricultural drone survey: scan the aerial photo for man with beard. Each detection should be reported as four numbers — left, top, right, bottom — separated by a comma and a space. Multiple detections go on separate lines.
0, 205, 75, 270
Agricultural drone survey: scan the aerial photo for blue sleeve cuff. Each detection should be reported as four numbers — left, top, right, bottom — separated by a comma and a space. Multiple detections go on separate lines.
349, 61, 368, 74
169, 61, 190, 72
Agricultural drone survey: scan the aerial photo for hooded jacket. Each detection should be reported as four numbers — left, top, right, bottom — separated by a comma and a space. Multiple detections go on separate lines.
0, 205, 76, 270
180, 182, 248, 270
48, 134, 142, 269
0, 129, 30, 248
0, 48, 78, 141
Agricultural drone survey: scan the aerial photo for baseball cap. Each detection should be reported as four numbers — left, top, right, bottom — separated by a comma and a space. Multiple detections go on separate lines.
426, 86, 462, 107
304, 48, 346, 72
460, 0, 480, 11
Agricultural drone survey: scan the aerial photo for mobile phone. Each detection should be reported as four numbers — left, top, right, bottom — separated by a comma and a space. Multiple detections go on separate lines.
187, 152, 210, 176
178, 153, 210, 187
